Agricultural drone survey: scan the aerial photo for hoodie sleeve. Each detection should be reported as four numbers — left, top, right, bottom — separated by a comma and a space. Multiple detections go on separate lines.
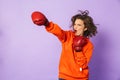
74, 41, 94, 70
45, 22, 67, 43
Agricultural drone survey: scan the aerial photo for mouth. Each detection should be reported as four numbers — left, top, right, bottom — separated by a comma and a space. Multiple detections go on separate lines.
74, 29, 77, 32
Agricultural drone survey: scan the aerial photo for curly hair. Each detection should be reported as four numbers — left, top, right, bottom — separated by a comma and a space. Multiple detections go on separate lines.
71, 10, 97, 37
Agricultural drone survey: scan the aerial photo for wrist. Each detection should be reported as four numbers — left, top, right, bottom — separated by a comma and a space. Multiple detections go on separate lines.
44, 19, 49, 26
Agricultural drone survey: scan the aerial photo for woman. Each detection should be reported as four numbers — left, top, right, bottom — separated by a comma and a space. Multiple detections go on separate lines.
31, 10, 97, 80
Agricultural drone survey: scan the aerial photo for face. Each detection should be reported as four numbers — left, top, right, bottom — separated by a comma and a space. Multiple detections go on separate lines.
73, 19, 87, 36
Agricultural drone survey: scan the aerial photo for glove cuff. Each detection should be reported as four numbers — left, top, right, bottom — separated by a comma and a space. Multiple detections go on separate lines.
44, 19, 49, 26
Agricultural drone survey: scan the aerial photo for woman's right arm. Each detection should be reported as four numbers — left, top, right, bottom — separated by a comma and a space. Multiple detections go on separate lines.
31, 11, 67, 43
45, 22, 67, 43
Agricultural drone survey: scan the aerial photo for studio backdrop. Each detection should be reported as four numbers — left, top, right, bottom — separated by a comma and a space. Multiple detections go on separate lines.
0, 0, 120, 80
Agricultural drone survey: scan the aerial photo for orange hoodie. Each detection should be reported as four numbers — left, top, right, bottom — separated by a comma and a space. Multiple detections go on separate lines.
46, 22, 93, 80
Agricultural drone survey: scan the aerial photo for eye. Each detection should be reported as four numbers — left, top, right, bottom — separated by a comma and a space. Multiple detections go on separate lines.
78, 24, 82, 26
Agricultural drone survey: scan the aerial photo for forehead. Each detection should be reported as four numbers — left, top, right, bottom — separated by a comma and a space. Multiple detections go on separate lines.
75, 19, 84, 24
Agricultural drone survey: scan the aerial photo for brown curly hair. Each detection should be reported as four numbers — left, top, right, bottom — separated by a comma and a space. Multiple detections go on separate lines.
71, 10, 97, 37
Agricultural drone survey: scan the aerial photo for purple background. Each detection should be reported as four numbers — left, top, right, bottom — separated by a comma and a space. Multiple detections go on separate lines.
0, 0, 120, 80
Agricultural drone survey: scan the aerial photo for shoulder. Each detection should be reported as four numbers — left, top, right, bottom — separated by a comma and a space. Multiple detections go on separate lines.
63, 30, 74, 35
86, 39, 94, 49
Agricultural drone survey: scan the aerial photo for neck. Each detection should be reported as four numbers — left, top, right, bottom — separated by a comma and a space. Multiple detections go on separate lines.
75, 32, 83, 36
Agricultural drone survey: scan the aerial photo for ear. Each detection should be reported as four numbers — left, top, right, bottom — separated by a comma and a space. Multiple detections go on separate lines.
84, 28, 87, 31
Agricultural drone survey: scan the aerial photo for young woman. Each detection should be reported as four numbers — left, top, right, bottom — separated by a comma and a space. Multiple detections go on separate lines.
31, 10, 97, 80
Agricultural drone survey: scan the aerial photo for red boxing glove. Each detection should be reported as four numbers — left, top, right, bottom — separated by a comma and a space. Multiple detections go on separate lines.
73, 36, 88, 52
31, 11, 49, 26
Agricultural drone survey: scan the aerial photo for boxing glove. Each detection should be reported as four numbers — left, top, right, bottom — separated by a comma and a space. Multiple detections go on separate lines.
73, 36, 88, 52
31, 11, 49, 26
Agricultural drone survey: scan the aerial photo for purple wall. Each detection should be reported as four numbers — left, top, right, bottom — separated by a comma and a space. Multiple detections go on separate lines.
0, 0, 120, 80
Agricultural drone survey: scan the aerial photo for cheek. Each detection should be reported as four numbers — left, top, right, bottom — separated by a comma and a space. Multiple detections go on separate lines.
78, 27, 84, 30
73, 26, 77, 30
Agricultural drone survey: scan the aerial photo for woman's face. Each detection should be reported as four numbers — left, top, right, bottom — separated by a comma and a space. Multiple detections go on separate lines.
73, 19, 87, 36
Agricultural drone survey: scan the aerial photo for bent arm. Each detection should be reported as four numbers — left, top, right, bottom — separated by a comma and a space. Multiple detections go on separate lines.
74, 42, 93, 69
83, 43, 93, 69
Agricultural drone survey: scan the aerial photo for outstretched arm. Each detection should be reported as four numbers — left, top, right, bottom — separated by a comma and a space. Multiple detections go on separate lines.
31, 11, 67, 43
